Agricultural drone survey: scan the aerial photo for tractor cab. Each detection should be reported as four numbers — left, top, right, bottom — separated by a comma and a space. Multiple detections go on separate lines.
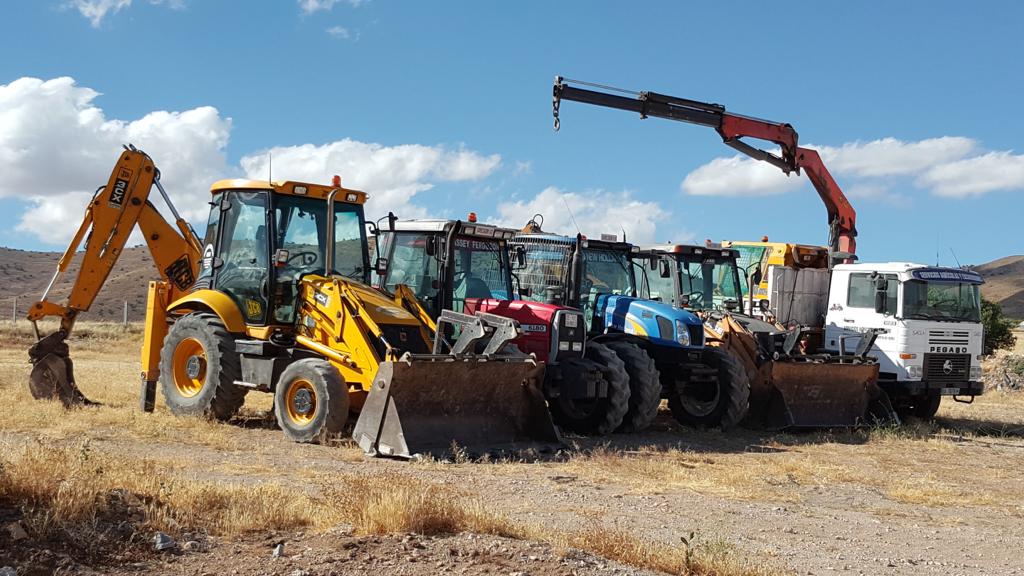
372, 217, 519, 319
198, 178, 371, 327
640, 244, 745, 313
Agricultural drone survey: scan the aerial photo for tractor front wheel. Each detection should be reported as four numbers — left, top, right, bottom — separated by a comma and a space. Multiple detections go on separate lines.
605, 340, 661, 433
274, 358, 350, 443
668, 346, 749, 430
549, 343, 630, 435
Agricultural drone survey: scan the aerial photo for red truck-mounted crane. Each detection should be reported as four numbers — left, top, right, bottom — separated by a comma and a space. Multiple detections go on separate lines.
551, 77, 857, 262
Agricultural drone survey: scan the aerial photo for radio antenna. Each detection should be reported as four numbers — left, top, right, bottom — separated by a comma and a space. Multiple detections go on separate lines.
268, 152, 272, 184
562, 196, 581, 235
949, 247, 962, 268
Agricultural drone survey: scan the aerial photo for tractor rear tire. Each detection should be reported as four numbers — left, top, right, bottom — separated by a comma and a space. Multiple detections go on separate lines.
605, 340, 662, 433
668, 347, 749, 430
159, 313, 246, 420
274, 358, 350, 443
549, 343, 629, 435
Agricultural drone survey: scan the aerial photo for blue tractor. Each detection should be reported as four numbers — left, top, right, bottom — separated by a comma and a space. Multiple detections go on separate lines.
513, 216, 750, 431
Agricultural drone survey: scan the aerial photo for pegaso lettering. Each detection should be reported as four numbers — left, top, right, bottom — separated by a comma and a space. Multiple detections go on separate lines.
930, 345, 967, 354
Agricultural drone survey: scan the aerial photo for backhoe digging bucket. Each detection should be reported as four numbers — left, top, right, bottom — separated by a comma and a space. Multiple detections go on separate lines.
764, 360, 888, 428
352, 356, 561, 459
27, 333, 92, 407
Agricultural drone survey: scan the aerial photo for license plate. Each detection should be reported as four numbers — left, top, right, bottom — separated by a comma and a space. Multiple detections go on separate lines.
940, 387, 961, 395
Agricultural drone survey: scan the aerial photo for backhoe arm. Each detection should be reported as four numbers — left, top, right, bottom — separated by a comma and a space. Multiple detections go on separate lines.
552, 77, 857, 260
27, 147, 202, 334
26, 146, 202, 407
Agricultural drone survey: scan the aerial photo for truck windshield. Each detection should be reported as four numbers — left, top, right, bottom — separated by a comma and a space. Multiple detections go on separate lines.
452, 235, 512, 306
583, 248, 635, 296
680, 257, 742, 311
903, 281, 982, 322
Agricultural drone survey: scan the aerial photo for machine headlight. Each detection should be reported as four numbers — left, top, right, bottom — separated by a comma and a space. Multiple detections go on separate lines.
572, 342, 583, 352
970, 365, 982, 381
564, 313, 579, 328
558, 341, 570, 351
675, 319, 691, 347
907, 365, 922, 379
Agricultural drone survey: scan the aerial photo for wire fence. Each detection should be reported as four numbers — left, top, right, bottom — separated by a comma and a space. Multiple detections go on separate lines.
0, 297, 136, 325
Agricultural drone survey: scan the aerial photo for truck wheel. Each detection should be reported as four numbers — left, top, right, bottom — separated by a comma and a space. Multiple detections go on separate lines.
668, 347, 749, 429
274, 358, 350, 443
549, 343, 630, 435
895, 394, 941, 420
159, 313, 246, 420
605, 340, 662, 433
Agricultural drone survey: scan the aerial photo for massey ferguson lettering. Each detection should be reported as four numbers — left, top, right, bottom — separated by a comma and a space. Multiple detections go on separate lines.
930, 345, 967, 353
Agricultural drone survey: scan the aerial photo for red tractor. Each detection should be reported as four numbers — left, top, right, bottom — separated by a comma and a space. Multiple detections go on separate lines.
372, 217, 635, 435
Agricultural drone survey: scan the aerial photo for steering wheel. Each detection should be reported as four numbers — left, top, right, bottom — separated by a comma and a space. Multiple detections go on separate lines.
686, 291, 705, 308
287, 251, 319, 267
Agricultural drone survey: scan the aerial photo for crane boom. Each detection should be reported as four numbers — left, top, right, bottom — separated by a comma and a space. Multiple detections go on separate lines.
552, 77, 857, 260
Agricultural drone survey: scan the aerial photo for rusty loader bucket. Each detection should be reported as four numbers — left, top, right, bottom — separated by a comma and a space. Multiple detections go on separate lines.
764, 360, 896, 428
352, 356, 562, 459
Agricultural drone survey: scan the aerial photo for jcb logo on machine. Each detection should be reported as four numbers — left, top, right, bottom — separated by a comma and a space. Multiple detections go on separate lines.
163, 255, 195, 291
930, 345, 966, 353
245, 299, 263, 319
314, 291, 330, 306
108, 168, 132, 209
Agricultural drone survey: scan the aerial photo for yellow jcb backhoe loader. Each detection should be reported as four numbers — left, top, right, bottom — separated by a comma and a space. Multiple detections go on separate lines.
27, 146, 559, 459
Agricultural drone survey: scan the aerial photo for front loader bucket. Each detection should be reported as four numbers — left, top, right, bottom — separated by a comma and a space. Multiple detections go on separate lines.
764, 361, 887, 428
352, 357, 562, 459
27, 333, 92, 407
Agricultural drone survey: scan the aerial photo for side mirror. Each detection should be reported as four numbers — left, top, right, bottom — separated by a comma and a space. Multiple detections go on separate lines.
873, 277, 889, 314
750, 265, 763, 286
658, 259, 671, 278
425, 236, 437, 257
513, 245, 527, 269
758, 299, 770, 312
648, 256, 659, 270
375, 257, 389, 276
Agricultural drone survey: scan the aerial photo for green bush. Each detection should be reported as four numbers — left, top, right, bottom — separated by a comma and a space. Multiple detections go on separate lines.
981, 298, 1017, 355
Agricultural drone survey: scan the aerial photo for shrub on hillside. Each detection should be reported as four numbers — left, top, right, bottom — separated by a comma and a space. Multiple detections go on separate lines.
982, 298, 1017, 355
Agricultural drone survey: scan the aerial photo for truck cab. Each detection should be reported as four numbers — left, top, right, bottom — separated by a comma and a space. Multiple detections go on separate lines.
824, 263, 985, 417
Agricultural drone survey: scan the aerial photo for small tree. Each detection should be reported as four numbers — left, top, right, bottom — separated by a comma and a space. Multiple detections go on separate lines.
981, 298, 1017, 355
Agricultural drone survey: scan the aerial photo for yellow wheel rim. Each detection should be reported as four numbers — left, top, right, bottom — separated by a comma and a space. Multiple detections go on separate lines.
285, 379, 317, 426
171, 337, 206, 398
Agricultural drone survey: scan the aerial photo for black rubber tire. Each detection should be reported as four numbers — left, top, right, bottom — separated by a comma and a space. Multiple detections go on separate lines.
668, 346, 749, 430
605, 340, 662, 433
549, 343, 630, 435
895, 393, 941, 420
274, 358, 350, 443
159, 313, 246, 420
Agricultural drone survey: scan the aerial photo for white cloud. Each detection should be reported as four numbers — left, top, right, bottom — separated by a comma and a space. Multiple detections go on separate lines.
298, 0, 361, 14
681, 136, 1023, 200
681, 155, 802, 197
240, 140, 501, 221
513, 160, 533, 176
68, 0, 184, 27
493, 187, 670, 244
814, 137, 977, 178
918, 151, 1024, 197
0, 77, 231, 244
326, 25, 350, 39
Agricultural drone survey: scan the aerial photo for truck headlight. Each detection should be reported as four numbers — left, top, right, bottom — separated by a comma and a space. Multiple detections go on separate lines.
970, 365, 982, 381
907, 365, 922, 379
675, 319, 691, 347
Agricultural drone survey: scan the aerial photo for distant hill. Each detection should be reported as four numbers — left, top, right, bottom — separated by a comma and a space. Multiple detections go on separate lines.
0, 246, 156, 322
973, 255, 1024, 320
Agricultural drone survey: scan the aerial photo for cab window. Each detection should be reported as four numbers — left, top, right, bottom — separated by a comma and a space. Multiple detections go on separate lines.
847, 273, 897, 310
215, 191, 269, 325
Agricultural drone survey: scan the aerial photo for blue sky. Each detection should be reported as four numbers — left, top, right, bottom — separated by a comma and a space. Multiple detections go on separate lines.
1, 0, 1021, 265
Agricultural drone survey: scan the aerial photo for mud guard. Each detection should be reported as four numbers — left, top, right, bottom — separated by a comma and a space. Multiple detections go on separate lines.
352, 356, 562, 459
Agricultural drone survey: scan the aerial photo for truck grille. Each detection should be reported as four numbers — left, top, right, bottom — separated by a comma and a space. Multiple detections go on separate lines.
688, 324, 704, 347
922, 353, 971, 383
928, 330, 969, 346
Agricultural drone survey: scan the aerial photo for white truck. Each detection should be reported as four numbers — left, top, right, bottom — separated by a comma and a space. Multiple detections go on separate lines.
821, 263, 985, 418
